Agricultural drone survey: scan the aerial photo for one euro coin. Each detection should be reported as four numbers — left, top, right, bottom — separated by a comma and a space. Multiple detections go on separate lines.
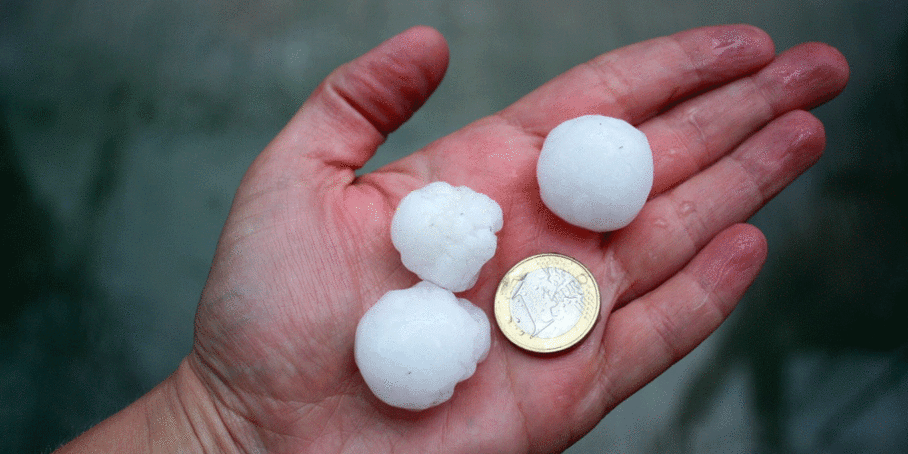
494, 253, 600, 353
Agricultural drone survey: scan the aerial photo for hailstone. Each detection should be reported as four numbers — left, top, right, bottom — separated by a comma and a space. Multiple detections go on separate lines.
536, 115, 653, 231
391, 181, 503, 292
355, 281, 491, 410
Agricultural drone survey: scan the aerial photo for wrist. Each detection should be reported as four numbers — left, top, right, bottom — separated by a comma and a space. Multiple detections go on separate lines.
148, 357, 246, 453
54, 358, 242, 454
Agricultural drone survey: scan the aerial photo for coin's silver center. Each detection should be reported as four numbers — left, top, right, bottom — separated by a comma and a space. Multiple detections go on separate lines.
509, 267, 584, 338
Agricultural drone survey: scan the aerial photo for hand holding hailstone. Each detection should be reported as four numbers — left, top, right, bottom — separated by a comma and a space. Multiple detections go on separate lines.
54, 25, 848, 454
356, 113, 655, 409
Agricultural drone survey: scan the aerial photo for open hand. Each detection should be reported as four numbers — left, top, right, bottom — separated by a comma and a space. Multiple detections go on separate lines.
170, 25, 847, 453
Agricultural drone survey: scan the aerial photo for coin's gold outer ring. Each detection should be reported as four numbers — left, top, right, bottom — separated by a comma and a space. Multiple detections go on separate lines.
494, 253, 601, 353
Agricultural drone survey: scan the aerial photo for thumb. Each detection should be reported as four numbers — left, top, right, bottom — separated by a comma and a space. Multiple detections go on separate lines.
255, 26, 449, 188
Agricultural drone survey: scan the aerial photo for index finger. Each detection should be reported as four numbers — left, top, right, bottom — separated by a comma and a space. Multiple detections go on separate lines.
498, 24, 775, 136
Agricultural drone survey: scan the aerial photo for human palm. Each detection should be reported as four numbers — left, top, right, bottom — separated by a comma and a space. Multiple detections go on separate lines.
183, 25, 847, 453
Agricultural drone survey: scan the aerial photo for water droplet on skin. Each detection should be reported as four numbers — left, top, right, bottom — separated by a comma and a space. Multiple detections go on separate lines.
711, 29, 748, 57
680, 201, 696, 215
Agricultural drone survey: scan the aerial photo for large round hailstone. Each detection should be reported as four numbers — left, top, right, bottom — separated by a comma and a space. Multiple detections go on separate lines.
391, 181, 503, 292
355, 281, 491, 410
537, 115, 653, 231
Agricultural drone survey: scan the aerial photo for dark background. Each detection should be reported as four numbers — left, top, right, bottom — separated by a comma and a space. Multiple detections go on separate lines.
2, 0, 906, 452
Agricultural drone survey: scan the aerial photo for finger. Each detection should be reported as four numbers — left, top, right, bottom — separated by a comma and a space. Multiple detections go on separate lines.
256, 26, 448, 186
611, 109, 825, 303
642, 42, 849, 195
497, 24, 775, 136
595, 224, 766, 411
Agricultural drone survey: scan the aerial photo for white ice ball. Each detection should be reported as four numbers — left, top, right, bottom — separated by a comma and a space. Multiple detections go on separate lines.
354, 281, 491, 410
391, 181, 503, 292
536, 115, 653, 231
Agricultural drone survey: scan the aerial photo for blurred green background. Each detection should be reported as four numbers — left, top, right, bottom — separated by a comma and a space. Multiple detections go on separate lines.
2, 0, 906, 452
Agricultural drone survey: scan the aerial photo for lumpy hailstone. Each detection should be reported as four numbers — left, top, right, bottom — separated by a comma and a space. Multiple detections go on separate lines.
391, 181, 503, 292
537, 115, 654, 231
355, 281, 491, 410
